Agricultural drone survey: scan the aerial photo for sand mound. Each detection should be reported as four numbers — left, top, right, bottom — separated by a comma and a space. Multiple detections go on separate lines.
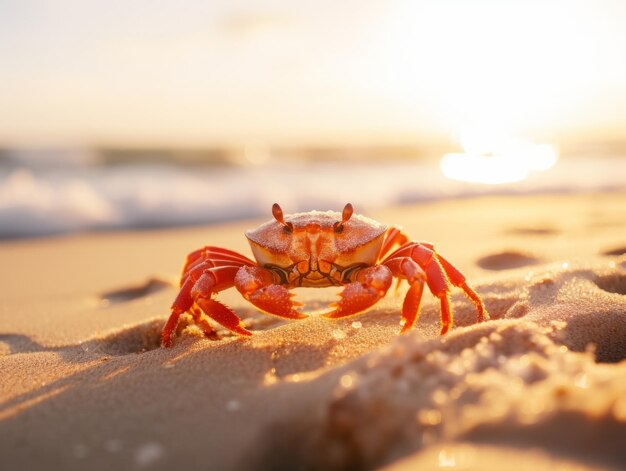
252, 260, 626, 471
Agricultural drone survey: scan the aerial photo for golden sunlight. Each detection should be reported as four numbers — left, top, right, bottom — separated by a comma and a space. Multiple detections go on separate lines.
440, 125, 559, 184
1, 1, 625, 146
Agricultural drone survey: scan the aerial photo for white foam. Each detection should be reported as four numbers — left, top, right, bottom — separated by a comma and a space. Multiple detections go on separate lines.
0, 156, 623, 238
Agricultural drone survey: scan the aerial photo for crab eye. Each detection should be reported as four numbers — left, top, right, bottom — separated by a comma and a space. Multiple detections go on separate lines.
333, 221, 344, 233
283, 222, 294, 233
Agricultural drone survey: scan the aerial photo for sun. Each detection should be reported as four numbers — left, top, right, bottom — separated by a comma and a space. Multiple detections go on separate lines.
440, 125, 559, 184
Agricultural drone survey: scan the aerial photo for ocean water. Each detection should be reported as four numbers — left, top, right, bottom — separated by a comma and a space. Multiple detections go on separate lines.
0, 152, 623, 239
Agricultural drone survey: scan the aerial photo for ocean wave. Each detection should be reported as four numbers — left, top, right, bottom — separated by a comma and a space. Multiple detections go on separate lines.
0, 157, 623, 239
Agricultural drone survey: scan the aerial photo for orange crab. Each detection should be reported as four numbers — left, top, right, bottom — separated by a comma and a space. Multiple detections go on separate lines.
161, 203, 487, 347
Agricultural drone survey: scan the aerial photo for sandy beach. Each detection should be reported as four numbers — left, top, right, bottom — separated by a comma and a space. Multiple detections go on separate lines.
1, 192, 625, 471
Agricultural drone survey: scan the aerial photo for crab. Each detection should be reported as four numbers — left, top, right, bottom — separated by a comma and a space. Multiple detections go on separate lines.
161, 203, 487, 347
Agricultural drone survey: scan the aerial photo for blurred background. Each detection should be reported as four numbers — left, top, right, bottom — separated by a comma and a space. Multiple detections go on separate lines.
1, 0, 625, 239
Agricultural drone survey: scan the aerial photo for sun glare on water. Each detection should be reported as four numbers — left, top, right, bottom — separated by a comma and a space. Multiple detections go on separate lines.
440, 126, 559, 184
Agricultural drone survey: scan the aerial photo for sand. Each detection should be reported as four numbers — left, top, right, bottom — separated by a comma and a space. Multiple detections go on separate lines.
0, 192, 625, 471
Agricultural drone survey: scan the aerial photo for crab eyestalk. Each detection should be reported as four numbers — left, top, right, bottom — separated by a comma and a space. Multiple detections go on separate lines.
333, 203, 353, 233
272, 203, 293, 232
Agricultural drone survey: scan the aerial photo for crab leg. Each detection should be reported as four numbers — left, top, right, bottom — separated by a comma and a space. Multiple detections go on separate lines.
185, 246, 255, 266
162, 277, 194, 347
195, 297, 252, 337
183, 258, 251, 285
383, 242, 486, 334
435, 254, 487, 322
234, 266, 306, 320
194, 266, 253, 338
183, 252, 255, 276
162, 264, 252, 347
378, 227, 411, 293
391, 248, 453, 334
181, 246, 255, 284
189, 306, 220, 341
383, 257, 427, 333
323, 265, 393, 319
378, 226, 410, 262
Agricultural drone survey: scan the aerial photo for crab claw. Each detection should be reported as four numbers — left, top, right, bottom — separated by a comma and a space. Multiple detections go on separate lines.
195, 298, 253, 337
235, 266, 306, 320
323, 265, 392, 319
246, 285, 306, 319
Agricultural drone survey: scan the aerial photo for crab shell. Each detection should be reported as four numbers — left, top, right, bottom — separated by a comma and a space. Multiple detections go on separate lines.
245, 210, 387, 287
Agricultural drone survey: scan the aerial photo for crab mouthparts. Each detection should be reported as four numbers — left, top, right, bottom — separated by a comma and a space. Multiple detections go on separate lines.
301, 228, 329, 272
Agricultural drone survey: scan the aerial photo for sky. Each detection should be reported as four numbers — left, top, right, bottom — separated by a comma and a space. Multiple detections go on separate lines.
1, 0, 626, 148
